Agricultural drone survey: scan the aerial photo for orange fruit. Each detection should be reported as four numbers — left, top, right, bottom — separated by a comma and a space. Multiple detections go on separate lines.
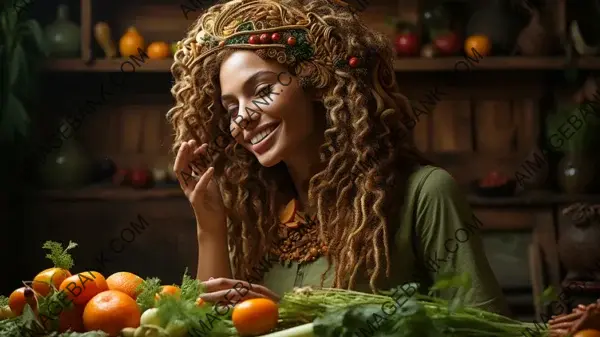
8, 287, 38, 315
59, 271, 108, 306
155, 285, 181, 301
464, 35, 491, 58
83, 290, 141, 336
43, 304, 84, 333
119, 27, 145, 58
574, 330, 600, 337
232, 298, 279, 336
106, 272, 143, 299
279, 199, 298, 223
33, 267, 72, 297
196, 297, 205, 307
147, 41, 170, 59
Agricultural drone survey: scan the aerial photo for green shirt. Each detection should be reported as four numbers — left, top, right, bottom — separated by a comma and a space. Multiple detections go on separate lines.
259, 166, 509, 315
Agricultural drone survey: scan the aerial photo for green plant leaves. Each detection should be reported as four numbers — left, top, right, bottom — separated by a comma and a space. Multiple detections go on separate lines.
313, 301, 443, 337
0, 3, 47, 143
20, 19, 48, 56
0, 92, 30, 142
9, 44, 25, 86
0, 5, 18, 35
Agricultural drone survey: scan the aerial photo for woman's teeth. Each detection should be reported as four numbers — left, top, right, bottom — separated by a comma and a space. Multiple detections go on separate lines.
250, 126, 277, 145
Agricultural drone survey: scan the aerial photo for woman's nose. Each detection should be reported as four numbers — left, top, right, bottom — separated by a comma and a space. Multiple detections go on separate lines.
231, 103, 260, 137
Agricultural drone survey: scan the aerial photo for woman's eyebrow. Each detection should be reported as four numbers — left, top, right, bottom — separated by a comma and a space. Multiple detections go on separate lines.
221, 70, 277, 103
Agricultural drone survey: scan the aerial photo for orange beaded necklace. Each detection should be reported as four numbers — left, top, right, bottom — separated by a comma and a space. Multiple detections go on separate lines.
272, 199, 328, 264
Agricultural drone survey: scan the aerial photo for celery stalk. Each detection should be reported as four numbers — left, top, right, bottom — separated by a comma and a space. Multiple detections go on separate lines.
258, 323, 315, 337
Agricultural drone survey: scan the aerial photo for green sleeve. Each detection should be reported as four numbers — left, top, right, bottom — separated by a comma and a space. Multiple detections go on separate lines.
414, 168, 510, 315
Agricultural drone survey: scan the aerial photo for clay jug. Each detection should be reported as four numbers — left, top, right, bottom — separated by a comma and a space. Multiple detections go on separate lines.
45, 5, 81, 58
558, 204, 600, 281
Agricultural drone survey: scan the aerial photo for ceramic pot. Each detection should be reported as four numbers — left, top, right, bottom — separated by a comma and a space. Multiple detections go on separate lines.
557, 152, 596, 194
558, 208, 600, 281
45, 5, 81, 58
39, 121, 91, 189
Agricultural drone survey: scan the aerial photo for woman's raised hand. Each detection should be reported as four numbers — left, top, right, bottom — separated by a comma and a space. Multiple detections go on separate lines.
174, 140, 226, 230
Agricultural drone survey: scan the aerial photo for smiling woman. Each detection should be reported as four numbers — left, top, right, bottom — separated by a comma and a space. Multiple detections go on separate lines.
166, 0, 508, 315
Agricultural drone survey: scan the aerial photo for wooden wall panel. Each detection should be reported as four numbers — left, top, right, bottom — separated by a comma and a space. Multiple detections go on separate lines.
412, 108, 430, 152
474, 101, 515, 154
430, 100, 473, 153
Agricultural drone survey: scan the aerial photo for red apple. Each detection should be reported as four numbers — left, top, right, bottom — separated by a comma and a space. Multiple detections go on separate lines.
131, 169, 152, 188
433, 32, 461, 56
395, 33, 419, 57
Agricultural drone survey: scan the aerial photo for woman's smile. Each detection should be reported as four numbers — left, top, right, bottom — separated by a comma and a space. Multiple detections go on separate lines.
247, 123, 282, 154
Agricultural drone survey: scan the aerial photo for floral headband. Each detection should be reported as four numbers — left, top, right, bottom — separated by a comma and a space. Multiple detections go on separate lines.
185, 0, 370, 73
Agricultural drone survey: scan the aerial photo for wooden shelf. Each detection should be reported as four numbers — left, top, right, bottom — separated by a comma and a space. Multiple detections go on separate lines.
37, 186, 184, 201
43, 57, 600, 73
35, 186, 600, 206
468, 192, 600, 207
393, 56, 600, 71
43, 59, 175, 72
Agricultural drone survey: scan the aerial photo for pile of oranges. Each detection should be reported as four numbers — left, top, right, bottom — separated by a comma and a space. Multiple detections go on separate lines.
1, 241, 282, 337
0, 242, 183, 336
5, 270, 158, 335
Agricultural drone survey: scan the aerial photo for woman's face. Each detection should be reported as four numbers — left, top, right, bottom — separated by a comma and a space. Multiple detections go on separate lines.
219, 50, 317, 167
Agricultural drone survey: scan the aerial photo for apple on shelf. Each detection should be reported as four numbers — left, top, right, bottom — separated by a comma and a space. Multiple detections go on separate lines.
394, 21, 419, 57
130, 168, 153, 189
432, 31, 461, 56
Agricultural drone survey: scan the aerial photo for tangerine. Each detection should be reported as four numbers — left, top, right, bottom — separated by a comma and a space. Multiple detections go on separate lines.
574, 330, 600, 337
59, 271, 108, 306
464, 35, 491, 58
8, 287, 37, 315
155, 285, 181, 301
232, 298, 279, 336
33, 267, 72, 297
106, 272, 143, 299
119, 27, 145, 58
83, 290, 141, 336
147, 41, 170, 59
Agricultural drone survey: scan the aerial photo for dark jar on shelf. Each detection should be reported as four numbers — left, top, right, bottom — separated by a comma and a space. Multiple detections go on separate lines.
557, 152, 596, 194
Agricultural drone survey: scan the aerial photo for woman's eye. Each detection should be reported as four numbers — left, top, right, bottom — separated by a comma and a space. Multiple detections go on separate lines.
256, 84, 274, 98
228, 107, 238, 117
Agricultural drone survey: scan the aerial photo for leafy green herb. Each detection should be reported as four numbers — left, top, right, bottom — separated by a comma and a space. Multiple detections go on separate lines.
47, 331, 109, 337
42, 241, 78, 270
0, 304, 47, 337
540, 287, 559, 306
136, 277, 162, 312
180, 268, 204, 303
0, 295, 8, 307
37, 286, 75, 331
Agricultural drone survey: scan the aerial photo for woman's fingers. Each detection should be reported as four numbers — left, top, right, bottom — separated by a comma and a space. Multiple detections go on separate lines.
173, 140, 210, 192
549, 311, 582, 324
202, 278, 250, 293
193, 167, 214, 195
199, 289, 267, 304
201, 278, 280, 302
174, 142, 194, 190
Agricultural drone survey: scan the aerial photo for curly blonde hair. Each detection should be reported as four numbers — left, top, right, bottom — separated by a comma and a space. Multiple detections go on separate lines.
167, 0, 431, 292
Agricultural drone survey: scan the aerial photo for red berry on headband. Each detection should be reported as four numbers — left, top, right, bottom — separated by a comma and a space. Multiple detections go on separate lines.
248, 35, 259, 44
349, 57, 360, 68
271, 33, 281, 42
260, 33, 271, 43
287, 36, 296, 46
